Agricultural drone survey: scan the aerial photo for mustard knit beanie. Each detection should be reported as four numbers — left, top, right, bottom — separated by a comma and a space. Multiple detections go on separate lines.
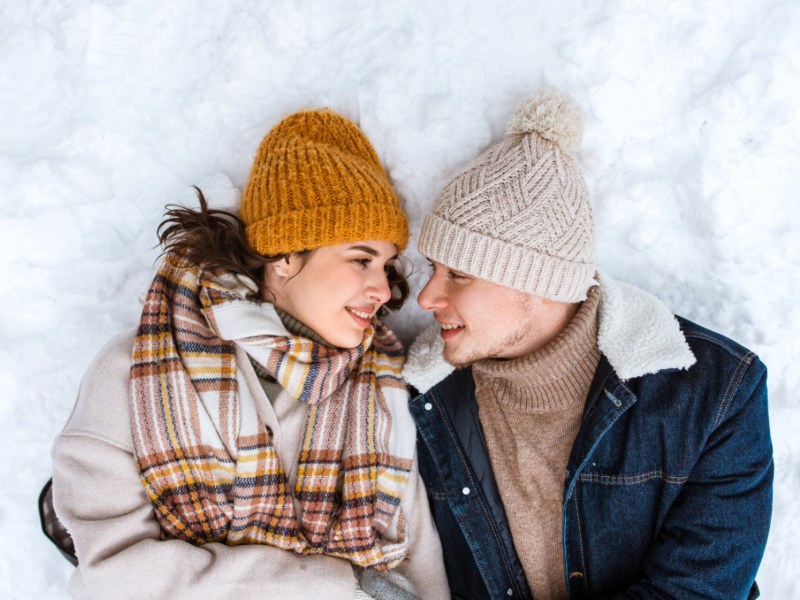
241, 108, 409, 255
418, 88, 597, 302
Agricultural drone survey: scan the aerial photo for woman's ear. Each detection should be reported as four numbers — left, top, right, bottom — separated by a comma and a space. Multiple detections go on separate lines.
271, 254, 304, 280
271, 256, 293, 279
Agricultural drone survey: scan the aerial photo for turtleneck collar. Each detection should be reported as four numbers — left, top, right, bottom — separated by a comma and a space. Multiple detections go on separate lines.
472, 283, 601, 413
273, 308, 329, 345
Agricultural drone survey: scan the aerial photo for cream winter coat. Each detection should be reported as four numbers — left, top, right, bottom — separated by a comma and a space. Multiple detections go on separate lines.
52, 329, 449, 600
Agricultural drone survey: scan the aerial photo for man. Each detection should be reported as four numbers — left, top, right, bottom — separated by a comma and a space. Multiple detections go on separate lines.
402, 89, 772, 600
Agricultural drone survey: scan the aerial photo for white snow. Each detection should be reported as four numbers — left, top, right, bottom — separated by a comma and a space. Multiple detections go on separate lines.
2, 1, 798, 597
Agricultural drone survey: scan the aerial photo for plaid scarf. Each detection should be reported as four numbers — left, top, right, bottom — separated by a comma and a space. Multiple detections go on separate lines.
130, 254, 415, 569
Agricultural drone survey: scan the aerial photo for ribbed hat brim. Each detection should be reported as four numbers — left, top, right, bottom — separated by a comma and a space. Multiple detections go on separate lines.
247, 202, 409, 255
418, 212, 595, 302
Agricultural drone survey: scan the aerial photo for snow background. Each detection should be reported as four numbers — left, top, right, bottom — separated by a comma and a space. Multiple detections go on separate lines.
1, 0, 798, 597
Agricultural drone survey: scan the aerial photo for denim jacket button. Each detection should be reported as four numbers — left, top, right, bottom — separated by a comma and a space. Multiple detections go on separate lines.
462, 487, 470, 495
424, 402, 432, 410
507, 589, 513, 596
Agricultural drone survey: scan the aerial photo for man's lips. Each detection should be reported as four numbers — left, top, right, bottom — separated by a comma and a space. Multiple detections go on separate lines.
437, 320, 465, 340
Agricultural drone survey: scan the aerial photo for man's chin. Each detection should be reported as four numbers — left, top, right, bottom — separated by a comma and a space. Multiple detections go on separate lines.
443, 348, 481, 369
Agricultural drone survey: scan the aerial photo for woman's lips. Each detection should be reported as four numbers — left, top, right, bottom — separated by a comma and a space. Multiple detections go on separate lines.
346, 306, 373, 328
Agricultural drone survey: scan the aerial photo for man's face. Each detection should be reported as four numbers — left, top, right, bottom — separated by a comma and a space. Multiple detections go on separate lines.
417, 260, 578, 367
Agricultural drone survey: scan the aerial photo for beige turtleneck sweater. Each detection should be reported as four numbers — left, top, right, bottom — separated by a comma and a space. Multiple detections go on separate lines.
472, 285, 601, 600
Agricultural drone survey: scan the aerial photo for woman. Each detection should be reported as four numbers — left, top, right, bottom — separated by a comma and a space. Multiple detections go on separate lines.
51, 109, 449, 599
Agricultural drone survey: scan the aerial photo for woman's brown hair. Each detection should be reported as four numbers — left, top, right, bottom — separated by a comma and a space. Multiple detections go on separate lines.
157, 187, 409, 317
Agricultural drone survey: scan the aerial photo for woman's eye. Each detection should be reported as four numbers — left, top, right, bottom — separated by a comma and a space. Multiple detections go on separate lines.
448, 271, 468, 282
354, 258, 371, 267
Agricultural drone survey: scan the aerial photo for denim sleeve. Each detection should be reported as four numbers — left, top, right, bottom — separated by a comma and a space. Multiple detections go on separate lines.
602, 359, 773, 600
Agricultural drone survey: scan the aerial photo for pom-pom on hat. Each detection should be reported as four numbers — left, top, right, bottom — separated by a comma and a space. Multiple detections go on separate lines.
418, 88, 596, 302
241, 108, 409, 255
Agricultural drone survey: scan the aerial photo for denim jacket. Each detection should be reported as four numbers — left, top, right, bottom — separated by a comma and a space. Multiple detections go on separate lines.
403, 275, 772, 600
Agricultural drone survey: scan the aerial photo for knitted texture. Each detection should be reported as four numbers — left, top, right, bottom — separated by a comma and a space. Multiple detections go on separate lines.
241, 108, 409, 255
419, 88, 596, 302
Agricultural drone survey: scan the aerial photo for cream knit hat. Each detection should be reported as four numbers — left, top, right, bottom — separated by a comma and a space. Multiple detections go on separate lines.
418, 88, 596, 302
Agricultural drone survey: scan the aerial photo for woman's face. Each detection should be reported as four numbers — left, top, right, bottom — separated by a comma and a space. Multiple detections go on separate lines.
264, 240, 398, 348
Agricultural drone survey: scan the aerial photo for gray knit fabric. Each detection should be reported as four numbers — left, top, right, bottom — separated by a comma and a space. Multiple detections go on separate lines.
418, 88, 597, 302
356, 567, 420, 600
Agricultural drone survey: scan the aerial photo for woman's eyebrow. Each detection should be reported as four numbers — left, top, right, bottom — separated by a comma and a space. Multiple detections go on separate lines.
347, 245, 398, 260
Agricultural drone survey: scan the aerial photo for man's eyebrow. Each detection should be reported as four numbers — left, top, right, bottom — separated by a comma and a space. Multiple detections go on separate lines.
347, 245, 398, 260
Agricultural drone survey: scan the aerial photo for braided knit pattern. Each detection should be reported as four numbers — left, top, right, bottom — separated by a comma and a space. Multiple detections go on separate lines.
419, 90, 596, 302
241, 109, 409, 255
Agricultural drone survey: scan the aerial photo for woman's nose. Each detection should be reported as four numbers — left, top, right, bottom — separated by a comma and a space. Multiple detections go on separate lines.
367, 271, 392, 305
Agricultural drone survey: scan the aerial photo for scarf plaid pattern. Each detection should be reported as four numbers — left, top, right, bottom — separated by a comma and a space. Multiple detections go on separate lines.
130, 254, 414, 569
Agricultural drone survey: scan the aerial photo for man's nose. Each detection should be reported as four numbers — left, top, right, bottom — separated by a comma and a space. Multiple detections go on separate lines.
418, 274, 447, 312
